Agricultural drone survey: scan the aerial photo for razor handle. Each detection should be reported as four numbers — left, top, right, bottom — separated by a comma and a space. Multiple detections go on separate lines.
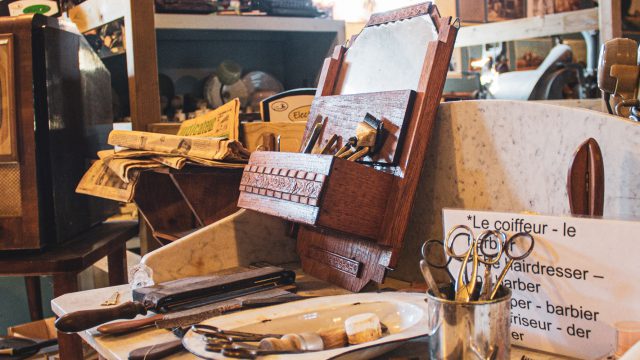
55, 301, 148, 333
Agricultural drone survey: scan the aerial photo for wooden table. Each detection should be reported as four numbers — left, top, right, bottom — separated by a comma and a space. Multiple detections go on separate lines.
0, 221, 138, 360
135, 166, 243, 250
51, 274, 569, 360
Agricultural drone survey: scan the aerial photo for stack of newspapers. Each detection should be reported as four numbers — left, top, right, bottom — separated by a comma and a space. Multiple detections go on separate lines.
77, 99, 249, 202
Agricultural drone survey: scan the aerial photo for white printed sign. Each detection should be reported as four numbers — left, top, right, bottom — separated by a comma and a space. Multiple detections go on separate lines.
442, 209, 640, 359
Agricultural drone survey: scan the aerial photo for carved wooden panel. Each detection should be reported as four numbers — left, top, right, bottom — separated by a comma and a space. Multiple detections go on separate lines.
297, 227, 391, 290
238, 152, 393, 239
308, 246, 362, 277
366, 3, 432, 26
239, 165, 325, 206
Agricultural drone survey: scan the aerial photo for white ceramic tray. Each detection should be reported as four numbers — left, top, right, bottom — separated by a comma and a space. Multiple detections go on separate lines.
182, 292, 433, 359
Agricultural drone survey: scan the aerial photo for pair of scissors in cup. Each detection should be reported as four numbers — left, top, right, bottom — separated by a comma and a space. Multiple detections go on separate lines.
424, 226, 535, 302
444, 225, 506, 302
421, 232, 490, 299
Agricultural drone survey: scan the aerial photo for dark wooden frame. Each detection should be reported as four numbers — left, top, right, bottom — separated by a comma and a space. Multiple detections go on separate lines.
239, 3, 458, 291
0, 33, 17, 162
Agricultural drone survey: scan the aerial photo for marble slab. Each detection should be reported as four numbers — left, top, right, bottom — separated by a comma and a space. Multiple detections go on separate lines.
50, 273, 350, 360
142, 100, 640, 287
394, 100, 640, 282
51, 282, 567, 360
52, 285, 189, 360
142, 209, 299, 282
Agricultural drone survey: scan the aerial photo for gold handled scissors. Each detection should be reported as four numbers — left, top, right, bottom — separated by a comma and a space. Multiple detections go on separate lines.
489, 232, 535, 300
444, 226, 503, 302
478, 230, 505, 300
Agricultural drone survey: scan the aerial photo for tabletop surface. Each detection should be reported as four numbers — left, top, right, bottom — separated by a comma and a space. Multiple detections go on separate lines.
0, 221, 138, 276
51, 273, 572, 360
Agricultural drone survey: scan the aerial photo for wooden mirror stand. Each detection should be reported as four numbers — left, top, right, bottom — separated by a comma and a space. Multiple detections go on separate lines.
239, 3, 458, 291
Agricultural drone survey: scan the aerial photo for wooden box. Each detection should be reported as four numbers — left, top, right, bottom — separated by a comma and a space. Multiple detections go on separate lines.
238, 152, 393, 239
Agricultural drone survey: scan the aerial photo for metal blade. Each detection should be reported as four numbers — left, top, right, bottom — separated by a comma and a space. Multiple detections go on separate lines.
156, 287, 293, 329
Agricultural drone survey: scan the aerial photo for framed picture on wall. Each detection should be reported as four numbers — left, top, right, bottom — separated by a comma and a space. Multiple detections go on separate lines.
514, 38, 553, 70
0, 34, 17, 163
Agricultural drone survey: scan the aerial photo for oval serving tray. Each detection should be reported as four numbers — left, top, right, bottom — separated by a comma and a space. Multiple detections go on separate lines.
182, 292, 434, 360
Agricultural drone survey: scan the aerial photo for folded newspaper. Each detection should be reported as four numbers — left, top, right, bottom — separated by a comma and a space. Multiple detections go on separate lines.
77, 160, 139, 203
76, 102, 249, 203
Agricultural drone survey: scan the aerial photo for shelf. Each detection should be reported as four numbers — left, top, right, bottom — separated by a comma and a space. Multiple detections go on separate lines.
153, 14, 346, 93
155, 14, 344, 34
456, 8, 599, 48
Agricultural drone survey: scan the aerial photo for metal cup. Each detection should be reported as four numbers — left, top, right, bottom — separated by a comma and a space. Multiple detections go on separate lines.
425, 284, 512, 360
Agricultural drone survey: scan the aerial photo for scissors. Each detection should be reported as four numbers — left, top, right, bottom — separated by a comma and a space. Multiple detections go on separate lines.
488, 232, 535, 300
445, 225, 506, 302
421, 233, 487, 299
478, 230, 506, 300
421, 239, 457, 283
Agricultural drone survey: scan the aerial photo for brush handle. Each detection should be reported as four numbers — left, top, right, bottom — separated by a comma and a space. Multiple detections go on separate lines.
55, 301, 148, 333
128, 339, 184, 360
97, 314, 163, 335
259, 328, 348, 351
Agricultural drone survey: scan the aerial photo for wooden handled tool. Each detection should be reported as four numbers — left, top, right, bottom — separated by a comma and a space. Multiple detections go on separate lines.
97, 314, 162, 335
56, 302, 148, 334
56, 267, 296, 333
259, 327, 348, 351
96, 287, 296, 335
302, 117, 326, 154
0, 338, 58, 356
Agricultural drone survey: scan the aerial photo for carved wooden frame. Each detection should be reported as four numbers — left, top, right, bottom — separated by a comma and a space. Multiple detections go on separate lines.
239, 2, 458, 291
298, 3, 458, 291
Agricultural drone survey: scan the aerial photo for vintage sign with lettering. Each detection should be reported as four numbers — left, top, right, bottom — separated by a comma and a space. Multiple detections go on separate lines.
260, 89, 315, 123
442, 209, 640, 359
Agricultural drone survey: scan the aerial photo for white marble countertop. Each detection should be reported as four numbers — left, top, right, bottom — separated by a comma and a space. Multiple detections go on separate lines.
52, 284, 190, 360
52, 283, 574, 360
51, 270, 354, 360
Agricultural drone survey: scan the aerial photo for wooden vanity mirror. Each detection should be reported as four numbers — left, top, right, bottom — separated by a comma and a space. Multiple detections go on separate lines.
334, 11, 439, 95
239, 2, 458, 291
